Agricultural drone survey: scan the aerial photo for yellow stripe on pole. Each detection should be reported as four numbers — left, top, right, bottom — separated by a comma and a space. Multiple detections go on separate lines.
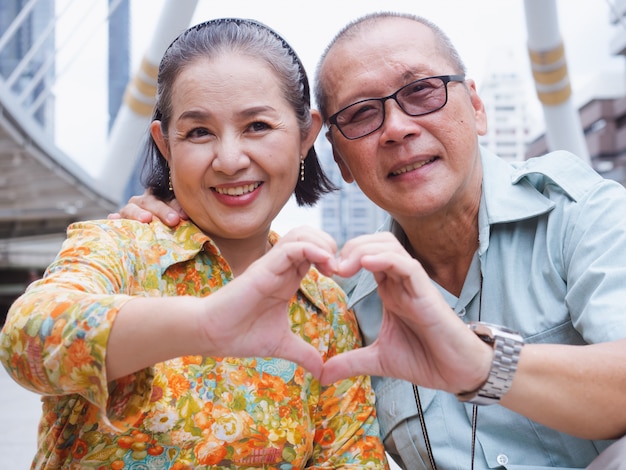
528, 42, 571, 106
122, 56, 159, 116
532, 62, 568, 85
123, 89, 155, 116
140, 56, 159, 81
132, 74, 157, 97
528, 42, 564, 65
537, 83, 572, 106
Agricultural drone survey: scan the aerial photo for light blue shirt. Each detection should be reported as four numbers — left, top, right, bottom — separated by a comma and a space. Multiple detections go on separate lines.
348, 148, 626, 469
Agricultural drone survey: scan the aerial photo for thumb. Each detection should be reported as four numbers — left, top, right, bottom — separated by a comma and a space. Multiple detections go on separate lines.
320, 347, 380, 385
279, 336, 324, 380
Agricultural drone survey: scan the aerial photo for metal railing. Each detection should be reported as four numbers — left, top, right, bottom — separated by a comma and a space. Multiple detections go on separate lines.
0, 0, 127, 130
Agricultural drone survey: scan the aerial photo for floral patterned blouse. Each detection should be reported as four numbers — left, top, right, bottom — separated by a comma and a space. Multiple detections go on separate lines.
0, 219, 388, 469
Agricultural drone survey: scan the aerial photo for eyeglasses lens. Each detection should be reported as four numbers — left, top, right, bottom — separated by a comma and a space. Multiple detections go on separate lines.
334, 76, 451, 139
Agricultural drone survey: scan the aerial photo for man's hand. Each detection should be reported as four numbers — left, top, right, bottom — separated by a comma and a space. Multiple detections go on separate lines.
320, 232, 492, 393
108, 191, 187, 226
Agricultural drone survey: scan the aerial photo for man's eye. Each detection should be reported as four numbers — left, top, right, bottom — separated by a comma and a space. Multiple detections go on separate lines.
404, 79, 441, 98
405, 83, 433, 96
341, 103, 379, 124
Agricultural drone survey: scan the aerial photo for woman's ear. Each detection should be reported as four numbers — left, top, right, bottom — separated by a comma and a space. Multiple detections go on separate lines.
150, 121, 171, 163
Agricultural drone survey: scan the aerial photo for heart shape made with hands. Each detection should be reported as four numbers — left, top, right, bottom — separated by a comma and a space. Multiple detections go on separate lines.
245, 230, 474, 392
296, 232, 485, 393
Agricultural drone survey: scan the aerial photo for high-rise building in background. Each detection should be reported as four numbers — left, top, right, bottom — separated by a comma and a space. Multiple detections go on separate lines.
0, 0, 55, 132
478, 48, 536, 163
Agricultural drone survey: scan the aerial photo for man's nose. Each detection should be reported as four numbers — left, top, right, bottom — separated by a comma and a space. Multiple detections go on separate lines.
379, 98, 420, 140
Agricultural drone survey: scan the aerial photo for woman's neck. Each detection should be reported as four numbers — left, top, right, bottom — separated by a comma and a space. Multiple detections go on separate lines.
210, 232, 271, 278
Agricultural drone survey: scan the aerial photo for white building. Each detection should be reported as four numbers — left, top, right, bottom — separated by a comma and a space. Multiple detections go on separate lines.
477, 48, 537, 162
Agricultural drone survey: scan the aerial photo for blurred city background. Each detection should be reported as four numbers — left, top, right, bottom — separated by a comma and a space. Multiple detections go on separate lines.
1, 0, 625, 467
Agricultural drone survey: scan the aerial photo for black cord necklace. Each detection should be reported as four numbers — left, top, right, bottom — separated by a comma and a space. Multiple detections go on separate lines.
412, 385, 479, 470
413, 275, 483, 470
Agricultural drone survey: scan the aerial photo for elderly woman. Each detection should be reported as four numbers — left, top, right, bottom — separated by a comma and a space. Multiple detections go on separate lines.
0, 18, 388, 469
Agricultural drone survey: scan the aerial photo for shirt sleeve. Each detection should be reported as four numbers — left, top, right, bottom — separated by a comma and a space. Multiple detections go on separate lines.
561, 178, 626, 342
306, 276, 389, 468
0, 220, 154, 429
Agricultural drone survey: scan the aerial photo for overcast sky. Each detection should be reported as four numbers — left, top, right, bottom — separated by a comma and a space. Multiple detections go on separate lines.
53, 0, 624, 232
131, 1, 621, 88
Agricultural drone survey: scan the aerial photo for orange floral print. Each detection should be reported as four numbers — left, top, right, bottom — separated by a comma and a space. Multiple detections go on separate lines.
65, 339, 92, 369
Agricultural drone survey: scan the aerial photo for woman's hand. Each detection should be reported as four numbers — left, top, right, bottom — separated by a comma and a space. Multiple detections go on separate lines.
195, 227, 339, 378
108, 190, 187, 226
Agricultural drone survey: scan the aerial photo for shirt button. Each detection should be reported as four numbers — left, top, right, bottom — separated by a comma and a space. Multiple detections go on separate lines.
496, 453, 509, 465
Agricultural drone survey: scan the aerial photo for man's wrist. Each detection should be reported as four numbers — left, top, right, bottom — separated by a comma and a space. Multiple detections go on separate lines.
456, 322, 524, 406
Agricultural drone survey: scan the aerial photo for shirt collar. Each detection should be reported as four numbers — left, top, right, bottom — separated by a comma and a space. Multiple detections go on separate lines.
480, 146, 555, 225
151, 219, 212, 268
153, 221, 329, 314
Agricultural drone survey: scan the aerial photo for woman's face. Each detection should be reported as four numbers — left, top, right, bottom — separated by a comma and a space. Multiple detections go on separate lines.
151, 53, 320, 244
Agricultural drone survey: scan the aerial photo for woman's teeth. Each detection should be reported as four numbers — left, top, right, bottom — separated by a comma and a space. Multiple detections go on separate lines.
214, 182, 261, 196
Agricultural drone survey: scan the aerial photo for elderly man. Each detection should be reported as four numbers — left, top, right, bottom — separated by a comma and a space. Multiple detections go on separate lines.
315, 12, 626, 469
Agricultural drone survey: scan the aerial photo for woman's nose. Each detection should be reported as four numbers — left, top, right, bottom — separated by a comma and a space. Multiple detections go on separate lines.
211, 140, 250, 175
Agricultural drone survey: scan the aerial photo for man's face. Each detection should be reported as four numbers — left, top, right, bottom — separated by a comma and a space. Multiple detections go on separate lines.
321, 17, 487, 226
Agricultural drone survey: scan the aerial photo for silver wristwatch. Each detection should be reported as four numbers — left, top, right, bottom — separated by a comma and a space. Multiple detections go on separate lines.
456, 322, 524, 406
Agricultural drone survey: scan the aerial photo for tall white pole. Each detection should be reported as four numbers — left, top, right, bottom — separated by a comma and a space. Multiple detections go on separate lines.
523, 0, 590, 163
100, 0, 199, 204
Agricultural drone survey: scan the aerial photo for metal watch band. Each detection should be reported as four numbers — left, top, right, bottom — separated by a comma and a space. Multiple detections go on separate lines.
457, 322, 524, 406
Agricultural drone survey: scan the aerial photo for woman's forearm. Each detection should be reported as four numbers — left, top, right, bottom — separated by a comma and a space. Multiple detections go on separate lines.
105, 296, 206, 381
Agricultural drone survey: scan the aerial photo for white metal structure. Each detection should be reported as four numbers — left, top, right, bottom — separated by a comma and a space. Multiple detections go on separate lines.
523, 0, 590, 162
0, 0, 198, 270
101, 0, 198, 202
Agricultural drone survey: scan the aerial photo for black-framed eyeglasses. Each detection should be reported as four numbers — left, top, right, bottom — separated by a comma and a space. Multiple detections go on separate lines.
328, 74, 465, 140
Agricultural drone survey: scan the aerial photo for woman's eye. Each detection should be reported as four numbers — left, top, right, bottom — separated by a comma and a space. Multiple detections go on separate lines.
250, 121, 271, 132
187, 128, 210, 139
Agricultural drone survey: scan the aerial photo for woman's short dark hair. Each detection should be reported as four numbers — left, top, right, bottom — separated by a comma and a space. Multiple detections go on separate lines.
142, 18, 336, 206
